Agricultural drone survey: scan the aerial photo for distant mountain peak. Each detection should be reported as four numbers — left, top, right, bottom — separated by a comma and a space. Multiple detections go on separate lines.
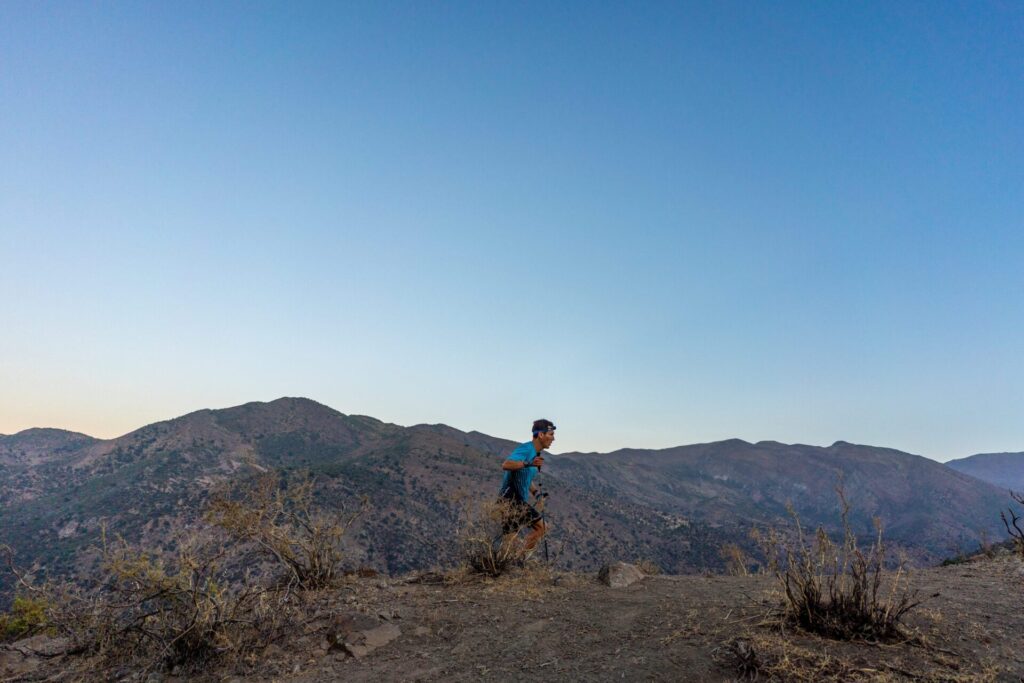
8, 427, 96, 440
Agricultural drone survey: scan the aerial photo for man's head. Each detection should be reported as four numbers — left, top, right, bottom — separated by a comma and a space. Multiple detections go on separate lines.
532, 419, 556, 449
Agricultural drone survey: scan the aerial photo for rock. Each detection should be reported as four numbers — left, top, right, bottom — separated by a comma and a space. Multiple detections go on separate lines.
598, 562, 645, 588
362, 623, 401, 649
343, 643, 370, 659
327, 613, 380, 650
413, 626, 431, 637
338, 622, 401, 659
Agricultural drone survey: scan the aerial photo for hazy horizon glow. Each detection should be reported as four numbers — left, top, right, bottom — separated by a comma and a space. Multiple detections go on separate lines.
2, 2, 1022, 462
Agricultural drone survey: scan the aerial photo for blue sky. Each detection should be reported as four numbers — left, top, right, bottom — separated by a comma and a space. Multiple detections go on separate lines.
1, 2, 1021, 460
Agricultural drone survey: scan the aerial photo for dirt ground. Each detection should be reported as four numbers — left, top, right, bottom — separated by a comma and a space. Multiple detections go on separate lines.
3, 553, 1022, 682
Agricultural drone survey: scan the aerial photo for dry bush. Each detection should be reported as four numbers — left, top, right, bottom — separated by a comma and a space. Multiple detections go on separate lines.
3, 531, 297, 676
206, 472, 367, 590
1000, 491, 1024, 560
0, 473, 366, 676
756, 486, 920, 642
458, 498, 526, 577
720, 543, 752, 576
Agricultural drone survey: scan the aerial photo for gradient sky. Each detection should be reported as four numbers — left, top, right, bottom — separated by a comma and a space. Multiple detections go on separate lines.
1, 2, 1021, 461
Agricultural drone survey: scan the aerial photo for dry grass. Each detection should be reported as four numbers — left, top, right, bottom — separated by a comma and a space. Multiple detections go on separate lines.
715, 630, 1001, 683
636, 559, 662, 576
720, 543, 752, 576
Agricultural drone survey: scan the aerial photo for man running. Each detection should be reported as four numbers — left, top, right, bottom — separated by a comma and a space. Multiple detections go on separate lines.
498, 419, 555, 551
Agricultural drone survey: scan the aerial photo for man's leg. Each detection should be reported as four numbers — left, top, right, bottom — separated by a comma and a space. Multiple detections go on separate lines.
523, 518, 548, 551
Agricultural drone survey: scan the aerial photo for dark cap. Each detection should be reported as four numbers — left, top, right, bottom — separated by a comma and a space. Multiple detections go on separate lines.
532, 419, 556, 435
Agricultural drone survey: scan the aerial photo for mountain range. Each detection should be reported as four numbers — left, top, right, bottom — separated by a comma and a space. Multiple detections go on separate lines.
0, 398, 1017, 595
944, 451, 1024, 492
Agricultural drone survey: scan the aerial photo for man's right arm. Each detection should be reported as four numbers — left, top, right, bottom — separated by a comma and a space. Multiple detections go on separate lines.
502, 458, 526, 471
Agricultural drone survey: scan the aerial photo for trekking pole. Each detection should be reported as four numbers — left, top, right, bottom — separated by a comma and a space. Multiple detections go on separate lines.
535, 484, 550, 563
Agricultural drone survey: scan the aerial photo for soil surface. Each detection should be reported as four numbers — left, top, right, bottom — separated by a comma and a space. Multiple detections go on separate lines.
3, 553, 1022, 682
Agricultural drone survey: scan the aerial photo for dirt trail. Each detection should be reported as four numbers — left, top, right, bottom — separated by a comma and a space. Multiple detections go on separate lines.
284, 554, 1024, 682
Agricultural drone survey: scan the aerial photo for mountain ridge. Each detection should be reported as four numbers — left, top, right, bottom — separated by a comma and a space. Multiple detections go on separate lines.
945, 451, 1024, 491
0, 398, 1014, 591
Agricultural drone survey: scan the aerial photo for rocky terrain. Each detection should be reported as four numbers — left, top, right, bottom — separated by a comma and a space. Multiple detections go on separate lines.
2, 551, 1022, 681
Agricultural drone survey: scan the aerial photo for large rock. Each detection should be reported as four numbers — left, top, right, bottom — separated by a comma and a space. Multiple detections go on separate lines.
597, 562, 645, 588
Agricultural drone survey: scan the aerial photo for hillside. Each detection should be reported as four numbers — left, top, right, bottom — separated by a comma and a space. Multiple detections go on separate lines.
550, 439, 1011, 564
946, 452, 1024, 492
0, 398, 1013, 595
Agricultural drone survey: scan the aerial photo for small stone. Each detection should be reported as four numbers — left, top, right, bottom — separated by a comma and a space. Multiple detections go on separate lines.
344, 643, 370, 658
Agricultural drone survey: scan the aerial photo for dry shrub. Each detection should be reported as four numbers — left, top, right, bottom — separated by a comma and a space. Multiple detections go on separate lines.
3, 530, 296, 676
977, 530, 996, 559
636, 559, 662, 576
206, 472, 367, 590
720, 543, 752, 576
1000, 491, 1024, 560
0, 472, 365, 676
458, 498, 525, 577
756, 486, 920, 642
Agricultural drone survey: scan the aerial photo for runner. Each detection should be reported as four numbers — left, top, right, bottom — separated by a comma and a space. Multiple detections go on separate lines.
498, 419, 555, 552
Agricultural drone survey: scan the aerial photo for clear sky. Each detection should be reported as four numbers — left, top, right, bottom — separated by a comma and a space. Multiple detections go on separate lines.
1, 2, 1021, 461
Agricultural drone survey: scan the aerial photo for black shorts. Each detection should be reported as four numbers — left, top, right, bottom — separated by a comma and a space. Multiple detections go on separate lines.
501, 499, 542, 534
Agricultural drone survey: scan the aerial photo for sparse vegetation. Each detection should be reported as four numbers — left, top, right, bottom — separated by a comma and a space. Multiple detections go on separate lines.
756, 486, 920, 641
0, 472, 365, 676
719, 542, 752, 576
3, 531, 296, 675
0, 593, 50, 642
206, 471, 368, 590
458, 498, 526, 577
1000, 490, 1024, 560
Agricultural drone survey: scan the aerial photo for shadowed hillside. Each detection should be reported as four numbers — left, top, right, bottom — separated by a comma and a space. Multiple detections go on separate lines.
549, 439, 1011, 564
946, 451, 1024, 491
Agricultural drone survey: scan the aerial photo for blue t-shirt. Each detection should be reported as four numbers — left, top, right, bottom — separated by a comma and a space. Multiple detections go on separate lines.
498, 441, 540, 501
